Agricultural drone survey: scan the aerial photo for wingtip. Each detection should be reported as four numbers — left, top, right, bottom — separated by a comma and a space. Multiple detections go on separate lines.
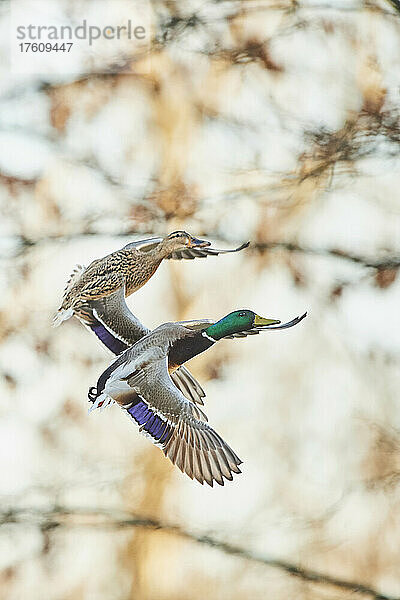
234, 241, 250, 252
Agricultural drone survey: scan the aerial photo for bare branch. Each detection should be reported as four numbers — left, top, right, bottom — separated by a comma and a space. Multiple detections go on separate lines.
252, 241, 400, 271
3, 233, 399, 273
0, 505, 397, 600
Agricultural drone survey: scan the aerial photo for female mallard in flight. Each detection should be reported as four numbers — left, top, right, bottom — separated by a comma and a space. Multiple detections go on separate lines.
89, 309, 306, 486
53, 231, 249, 326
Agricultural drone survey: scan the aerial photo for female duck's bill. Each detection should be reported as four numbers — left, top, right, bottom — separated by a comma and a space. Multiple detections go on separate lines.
167, 231, 211, 248
187, 235, 211, 248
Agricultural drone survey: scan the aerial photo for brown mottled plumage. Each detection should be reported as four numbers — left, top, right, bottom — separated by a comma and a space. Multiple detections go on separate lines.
59, 248, 160, 319
56, 232, 209, 323
54, 231, 249, 325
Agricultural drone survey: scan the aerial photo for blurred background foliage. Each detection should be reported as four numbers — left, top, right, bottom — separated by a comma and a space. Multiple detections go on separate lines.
1, 1, 400, 599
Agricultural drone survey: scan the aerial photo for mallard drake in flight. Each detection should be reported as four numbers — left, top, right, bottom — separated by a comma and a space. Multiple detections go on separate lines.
89, 309, 306, 486
53, 232, 249, 408
53, 231, 249, 326
87, 285, 306, 407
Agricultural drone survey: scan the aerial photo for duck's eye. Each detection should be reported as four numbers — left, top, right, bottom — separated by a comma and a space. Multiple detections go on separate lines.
238, 312, 246, 317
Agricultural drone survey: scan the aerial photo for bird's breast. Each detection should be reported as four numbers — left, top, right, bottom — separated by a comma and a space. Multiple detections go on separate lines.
124, 255, 162, 296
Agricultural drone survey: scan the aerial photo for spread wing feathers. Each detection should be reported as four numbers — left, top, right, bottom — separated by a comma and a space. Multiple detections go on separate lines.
53, 264, 86, 326
69, 287, 138, 355
171, 366, 206, 409
88, 315, 129, 355
223, 329, 262, 339
222, 313, 308, 339
124, 395, 242, 487
123, 365, 207, 422
86, 286, 149, 354
163, 416, 242, 486
166, 242, 250, 261
101, 356, 242, 486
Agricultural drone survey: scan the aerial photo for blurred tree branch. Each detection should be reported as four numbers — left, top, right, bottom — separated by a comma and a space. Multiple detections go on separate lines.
0, 1, 399, 597
4, 233, 399, 274
0, 0, 397, 105
0, 505, 398, 600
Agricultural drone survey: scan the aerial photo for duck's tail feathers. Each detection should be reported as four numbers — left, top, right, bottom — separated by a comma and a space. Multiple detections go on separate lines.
53, 264, 86, 327
62, 264, 85, 297
52, 307, 74, 327
87, 388, 114, 412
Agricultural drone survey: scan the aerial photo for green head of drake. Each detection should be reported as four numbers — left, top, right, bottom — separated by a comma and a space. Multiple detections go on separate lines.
205, 310, 280, 341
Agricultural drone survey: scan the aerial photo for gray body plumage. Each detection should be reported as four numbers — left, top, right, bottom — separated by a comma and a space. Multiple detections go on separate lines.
89, 288, 206, 406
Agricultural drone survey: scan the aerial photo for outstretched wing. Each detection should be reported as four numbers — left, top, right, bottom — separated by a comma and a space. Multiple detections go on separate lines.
127, 396, 242, 486
171, 366, 206, 407
90, 286, 149, 347
98, 356, 242, 487
123, 238, 249, 260
83, 287, 206, 406
166, 242, 250, 260
73, 286, 142, 356
222, 312, 307, 339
